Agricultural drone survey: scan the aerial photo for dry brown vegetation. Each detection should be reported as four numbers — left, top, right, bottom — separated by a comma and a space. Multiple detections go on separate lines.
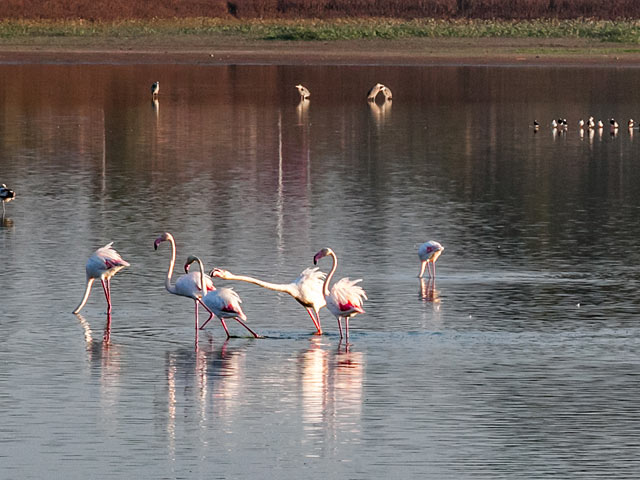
2, 0, 640, 21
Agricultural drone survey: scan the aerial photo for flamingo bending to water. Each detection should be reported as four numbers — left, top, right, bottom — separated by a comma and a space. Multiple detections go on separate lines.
153, 232, 216, 334
73, 242, 129, 314
418, 241, 444, 278
367, 83, 392, 102
295, 84, 310, 100
313, 248, 367, 340
186, 256, 260, 339
210, 267, 326, 334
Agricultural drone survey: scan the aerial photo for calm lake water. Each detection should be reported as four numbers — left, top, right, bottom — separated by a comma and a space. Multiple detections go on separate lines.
2, 62, 640, 478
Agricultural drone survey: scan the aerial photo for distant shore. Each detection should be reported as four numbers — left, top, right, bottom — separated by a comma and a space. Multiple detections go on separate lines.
2, 37, 640, 66
0, 17, 640, 66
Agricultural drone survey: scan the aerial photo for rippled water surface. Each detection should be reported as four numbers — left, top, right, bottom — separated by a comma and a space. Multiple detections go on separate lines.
2, 63, 640, 478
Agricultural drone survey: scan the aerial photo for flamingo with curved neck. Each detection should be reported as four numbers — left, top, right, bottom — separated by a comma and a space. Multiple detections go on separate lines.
210, 267, 326, 334
153, 232, 215, 333
186, 255, 260, 340
313, 247, 367, 340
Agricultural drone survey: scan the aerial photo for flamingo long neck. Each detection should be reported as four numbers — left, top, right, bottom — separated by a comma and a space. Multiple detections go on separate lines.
195, 258, 207, 296
73, 278, 95, 314
164, 236, 179, 295
322, 252, 338, 297
224, 272, 295, 296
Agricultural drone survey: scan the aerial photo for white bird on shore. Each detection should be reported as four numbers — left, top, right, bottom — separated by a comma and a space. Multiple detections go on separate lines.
295, 84, 310, 100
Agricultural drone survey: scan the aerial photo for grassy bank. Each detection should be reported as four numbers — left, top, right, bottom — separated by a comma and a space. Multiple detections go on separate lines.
0, 18, 639, 43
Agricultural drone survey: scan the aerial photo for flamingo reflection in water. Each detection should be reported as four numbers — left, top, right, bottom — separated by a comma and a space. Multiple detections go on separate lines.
300, 338, 364, 436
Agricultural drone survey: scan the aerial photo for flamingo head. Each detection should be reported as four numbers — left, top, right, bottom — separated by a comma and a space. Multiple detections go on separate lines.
313, 247, 333, 265
153, 232, 172, 250
184, 255, 200, 274
209, 268, 231, 279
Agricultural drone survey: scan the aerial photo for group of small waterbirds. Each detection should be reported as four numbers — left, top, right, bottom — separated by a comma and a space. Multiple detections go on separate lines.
534, 116, 635, 134
151, 80, 392, 104
71, 233, 444, 347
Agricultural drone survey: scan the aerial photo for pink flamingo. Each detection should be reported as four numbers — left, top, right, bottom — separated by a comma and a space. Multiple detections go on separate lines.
210, 267, 326, 334
186, 256, 260, 339
418, 241, 444, 278
73, 242, 130, 314
313, 248, 367, 340
153, 232, 216, 334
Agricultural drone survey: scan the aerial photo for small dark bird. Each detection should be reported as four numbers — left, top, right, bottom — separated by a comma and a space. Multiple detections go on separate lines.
533, 120, 540, 131
151, 81, 159, 97
0, 183, 15, 214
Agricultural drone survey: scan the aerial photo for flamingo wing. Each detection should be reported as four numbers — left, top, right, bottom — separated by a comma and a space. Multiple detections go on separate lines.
204, 287, 245, 319
329, 277, 367, 314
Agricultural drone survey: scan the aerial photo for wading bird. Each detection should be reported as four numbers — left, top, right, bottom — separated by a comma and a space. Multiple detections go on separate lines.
186, 256, 260, 339
418, 241, 444, 278
151, 81, 159, 97
313, 248, 367, 340
210, 267, 326, 334
367, 83, 392, 102
0, 184, 15, 214
295, 84, 310, 100
154, 232, 216, 333
73, 242, 129, 314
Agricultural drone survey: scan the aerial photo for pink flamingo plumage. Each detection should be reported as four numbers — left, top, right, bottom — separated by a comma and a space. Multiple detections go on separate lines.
153, 232, 216, 335
313, 247, 367, 340
73, 242, 129, 314
186, 256, 260, 339
418, 241, 444, 278
210, 267, 326, 334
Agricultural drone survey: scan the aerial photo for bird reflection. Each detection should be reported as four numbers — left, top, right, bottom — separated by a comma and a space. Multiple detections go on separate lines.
74, 312, 112, 344
296, 98, 309, 125
299, 338, 364, 442
164, 339, 251, 452
420, 277, 440, 305
1, 213, 13, 228
152, 98, 159, 118
368, 99, 391, 128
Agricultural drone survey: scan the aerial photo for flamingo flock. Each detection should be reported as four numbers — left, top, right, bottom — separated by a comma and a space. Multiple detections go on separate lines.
72, 231, 444, 347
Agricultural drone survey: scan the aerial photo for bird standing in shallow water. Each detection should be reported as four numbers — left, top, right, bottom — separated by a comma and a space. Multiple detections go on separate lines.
313, 248, 367, 340
210, 267, 326, 335
151, 81, 159, 98
295, 84, 310, 100
418, 241, 444, 278
186, 256, 260, 340
154, 232, 216, 336
0, 184, 15, 214
73, 243, 129, 314
367, 83, 392, 102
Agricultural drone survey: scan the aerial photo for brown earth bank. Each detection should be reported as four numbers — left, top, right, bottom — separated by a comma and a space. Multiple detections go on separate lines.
3, 0, 640, 20
1, 37, 640, 67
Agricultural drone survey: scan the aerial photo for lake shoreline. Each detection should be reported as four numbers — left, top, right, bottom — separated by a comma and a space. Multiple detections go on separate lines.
2, 37, 640, 66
